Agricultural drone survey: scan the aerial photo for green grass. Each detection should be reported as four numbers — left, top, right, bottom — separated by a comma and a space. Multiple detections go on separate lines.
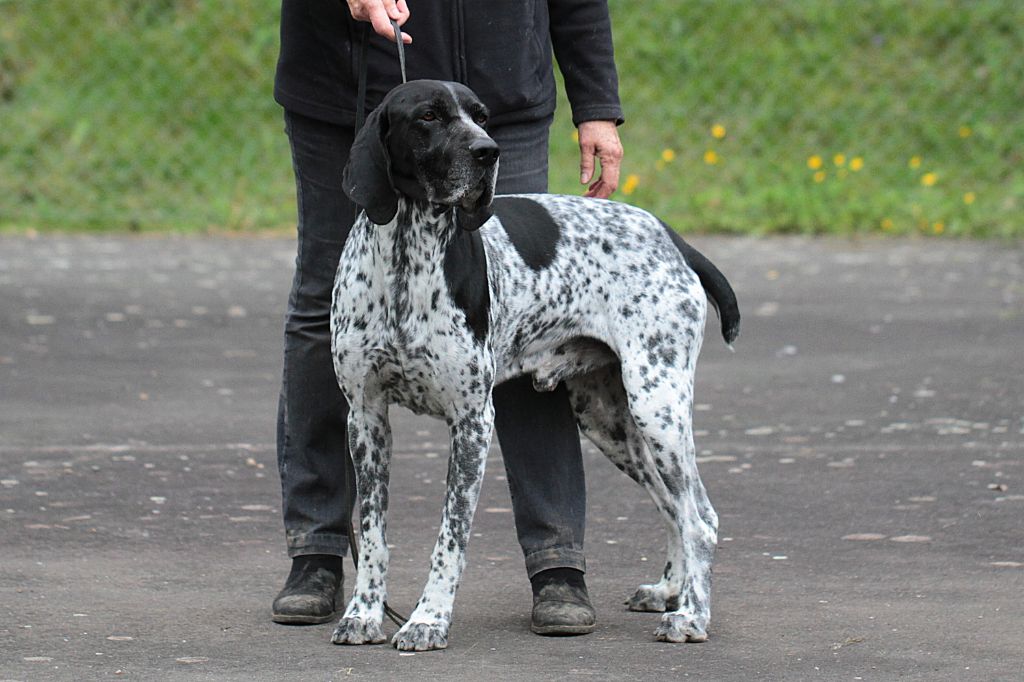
1, 1, 290, 231
2, 0, 1023, 236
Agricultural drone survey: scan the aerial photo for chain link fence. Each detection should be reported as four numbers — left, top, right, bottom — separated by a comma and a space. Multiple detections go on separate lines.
2, 1, 1022, 235
1, 0, 293, 231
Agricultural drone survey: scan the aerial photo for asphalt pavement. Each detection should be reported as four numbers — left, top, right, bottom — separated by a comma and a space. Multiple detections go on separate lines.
1, 233, 1022, 681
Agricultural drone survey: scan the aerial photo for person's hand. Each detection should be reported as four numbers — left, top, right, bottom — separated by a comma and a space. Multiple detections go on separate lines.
346, 0, 412, 44
578, 120, 623, 199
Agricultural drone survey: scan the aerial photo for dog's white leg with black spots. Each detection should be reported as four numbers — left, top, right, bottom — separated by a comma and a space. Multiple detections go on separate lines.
331, 400, 392, 645
657, 464, 717, 643
392, 400, 495, 651
626, 427, 718, 641
618, 354, 718, 643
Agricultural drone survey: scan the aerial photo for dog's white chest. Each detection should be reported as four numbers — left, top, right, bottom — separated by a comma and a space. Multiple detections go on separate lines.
331, 220, 488, 417
361, 339, 465, 416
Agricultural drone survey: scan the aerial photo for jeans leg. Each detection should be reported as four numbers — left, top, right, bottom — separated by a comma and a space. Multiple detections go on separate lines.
277, 111, 357, 558
490, 118, 587, 577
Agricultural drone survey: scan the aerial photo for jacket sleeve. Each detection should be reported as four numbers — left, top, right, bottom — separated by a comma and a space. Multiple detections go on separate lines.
548, 0, 625, 126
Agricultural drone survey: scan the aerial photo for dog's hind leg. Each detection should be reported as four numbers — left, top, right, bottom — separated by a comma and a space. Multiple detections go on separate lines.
566, 365, 649, 487
331, 399, 392, 645
618, 353, 718, 643
391, 399, 495, 651
568, 366, 708, 624
567, 366, 688, 615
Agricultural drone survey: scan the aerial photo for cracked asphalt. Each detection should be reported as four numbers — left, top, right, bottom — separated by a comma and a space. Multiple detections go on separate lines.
1, 234, 1022, 681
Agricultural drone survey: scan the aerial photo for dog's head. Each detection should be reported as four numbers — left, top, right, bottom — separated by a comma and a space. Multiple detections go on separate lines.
343, 80, 499, 231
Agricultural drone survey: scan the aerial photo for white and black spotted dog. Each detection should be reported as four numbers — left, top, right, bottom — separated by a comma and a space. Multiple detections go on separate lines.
330, 80, 740, 651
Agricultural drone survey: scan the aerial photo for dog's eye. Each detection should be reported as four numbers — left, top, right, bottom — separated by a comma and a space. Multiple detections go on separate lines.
474, 113, 488, 125
421, 111, 437, 122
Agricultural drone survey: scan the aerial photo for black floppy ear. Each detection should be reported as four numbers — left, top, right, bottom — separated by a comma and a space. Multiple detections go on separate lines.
457, 206, 494, 232
342, 106, 398, 225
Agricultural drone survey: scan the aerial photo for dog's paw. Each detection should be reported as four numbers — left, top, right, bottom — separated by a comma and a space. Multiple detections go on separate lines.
331, 616, 386, 645
392, 620, 450, 651
654, 613, 708, 643
626, 584, 677, 612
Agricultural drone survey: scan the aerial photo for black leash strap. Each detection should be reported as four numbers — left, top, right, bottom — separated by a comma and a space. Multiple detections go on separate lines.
354, 18, 406, 135
348, 15, 411, 629
354, 23, 369, 135
390, 18, 408, 84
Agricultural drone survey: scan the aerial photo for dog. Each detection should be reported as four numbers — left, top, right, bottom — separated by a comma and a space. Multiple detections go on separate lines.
329, 80, 740, 651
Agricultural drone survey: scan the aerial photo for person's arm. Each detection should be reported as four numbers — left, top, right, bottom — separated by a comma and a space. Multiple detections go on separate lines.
549, 0, 624, 198
346, 0, 413, 43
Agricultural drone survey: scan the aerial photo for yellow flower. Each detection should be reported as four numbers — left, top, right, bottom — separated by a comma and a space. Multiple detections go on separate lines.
933, 222, 945, 234
703, 150, 720, 165
807, 155, 823, 170
963, 191, 976, 205
849, 157, 864, 171
909, 156, 922, 169
833, 153, 846, 167
661, 148, 676, 163
711, 123, 726, 139
813, 170, 826, 183
881, 218, 894, 230
622, 174, 640, 195
958, 125, 972, 138
921, 172, 938, 187
572, 130, 580, 143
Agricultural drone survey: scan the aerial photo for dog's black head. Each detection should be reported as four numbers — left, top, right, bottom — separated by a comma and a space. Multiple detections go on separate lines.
343, 80, 499, 231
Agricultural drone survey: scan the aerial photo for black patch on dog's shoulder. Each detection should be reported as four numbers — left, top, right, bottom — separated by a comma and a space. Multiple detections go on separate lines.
443, 229, 490, 343
491, 196, 560, 270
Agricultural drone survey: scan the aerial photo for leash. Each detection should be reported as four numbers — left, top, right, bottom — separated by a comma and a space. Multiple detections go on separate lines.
391, 18, 408, 84
347, 15, 410, 629
354, 18, 407, 135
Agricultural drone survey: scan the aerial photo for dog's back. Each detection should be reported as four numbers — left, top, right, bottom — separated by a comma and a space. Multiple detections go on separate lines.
480, 194, 738, 376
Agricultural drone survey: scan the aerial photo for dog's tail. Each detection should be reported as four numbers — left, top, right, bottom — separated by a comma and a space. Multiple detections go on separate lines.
662, 222, 741, 347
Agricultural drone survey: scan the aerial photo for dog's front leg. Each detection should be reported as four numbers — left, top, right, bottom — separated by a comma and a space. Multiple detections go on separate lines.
392, 399, 495, 651
331, 400, 392, 645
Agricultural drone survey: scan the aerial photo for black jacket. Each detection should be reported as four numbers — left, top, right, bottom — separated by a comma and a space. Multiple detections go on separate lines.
274, 0, 624, 128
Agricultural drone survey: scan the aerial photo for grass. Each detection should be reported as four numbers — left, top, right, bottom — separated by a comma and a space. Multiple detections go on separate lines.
2, 0, 1023, 236
1, 1, 290, 231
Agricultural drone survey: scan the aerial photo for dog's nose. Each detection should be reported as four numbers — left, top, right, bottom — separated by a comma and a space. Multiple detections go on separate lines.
469, 139, 500, 167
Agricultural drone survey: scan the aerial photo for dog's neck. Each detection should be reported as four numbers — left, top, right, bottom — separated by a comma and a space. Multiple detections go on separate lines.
350, 196, 487, 346
354, 196, 463, 309
362, 197, 458, 258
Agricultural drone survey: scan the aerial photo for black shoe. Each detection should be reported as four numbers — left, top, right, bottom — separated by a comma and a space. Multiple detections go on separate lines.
530, 568, 596, 636
271, 554, 345, 625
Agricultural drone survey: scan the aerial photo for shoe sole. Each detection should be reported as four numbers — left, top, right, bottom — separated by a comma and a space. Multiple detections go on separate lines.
530, 623, 596, 636
271, 611, 339, 625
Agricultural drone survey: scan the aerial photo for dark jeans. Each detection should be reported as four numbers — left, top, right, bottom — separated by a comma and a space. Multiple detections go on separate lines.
277, 110, 586, 577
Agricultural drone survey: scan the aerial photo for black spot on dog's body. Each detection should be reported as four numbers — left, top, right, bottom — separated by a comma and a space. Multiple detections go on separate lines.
491, 196, 560, 271
443, 226, 490, 343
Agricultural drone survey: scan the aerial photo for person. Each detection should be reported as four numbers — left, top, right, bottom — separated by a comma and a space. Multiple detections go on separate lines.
270, 0, 624, 636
